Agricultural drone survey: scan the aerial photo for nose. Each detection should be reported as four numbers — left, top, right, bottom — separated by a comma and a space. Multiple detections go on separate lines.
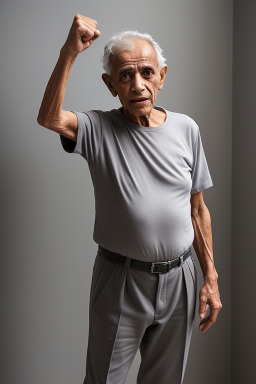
131, 73, 145, 93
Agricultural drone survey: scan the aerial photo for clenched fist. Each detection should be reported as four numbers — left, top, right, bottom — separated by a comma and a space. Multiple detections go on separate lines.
61, 14, 100, 55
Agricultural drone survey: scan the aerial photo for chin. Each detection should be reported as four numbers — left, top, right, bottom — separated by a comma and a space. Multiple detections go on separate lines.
129, 104, 153, 116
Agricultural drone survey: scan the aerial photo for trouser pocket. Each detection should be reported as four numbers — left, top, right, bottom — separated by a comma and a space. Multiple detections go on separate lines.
90, 253, 119, 311
185, 255, 197, 320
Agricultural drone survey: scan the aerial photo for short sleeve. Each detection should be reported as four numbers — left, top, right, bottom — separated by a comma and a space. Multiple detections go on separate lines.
59, 110, 102, 166
191, 127, 213, 194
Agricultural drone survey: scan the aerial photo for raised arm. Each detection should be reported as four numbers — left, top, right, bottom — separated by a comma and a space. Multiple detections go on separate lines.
37, 14, 100, 142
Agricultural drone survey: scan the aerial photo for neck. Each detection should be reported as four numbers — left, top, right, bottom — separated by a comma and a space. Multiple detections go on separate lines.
122, 106, 166, 127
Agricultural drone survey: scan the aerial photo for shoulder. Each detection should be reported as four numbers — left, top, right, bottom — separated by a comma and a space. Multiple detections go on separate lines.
84, 108, 120, 124
166, 110, 200, 144
171, 111, 199, 132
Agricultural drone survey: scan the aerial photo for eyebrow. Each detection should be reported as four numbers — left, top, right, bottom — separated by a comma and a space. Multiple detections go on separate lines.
119, 67, 133, 74
118, 65, 155, 75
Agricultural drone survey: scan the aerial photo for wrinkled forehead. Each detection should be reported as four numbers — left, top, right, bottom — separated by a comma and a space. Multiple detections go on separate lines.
110, 38, 159, 72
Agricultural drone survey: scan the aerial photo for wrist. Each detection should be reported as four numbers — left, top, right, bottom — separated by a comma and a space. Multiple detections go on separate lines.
204, 269, 218, 283
60, 45, 78, 60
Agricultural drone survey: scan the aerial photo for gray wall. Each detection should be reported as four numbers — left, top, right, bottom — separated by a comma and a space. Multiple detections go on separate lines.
1, 0, 232, 383
232, 1, 256, 383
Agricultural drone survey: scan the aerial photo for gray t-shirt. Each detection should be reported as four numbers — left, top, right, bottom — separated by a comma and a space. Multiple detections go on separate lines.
59, 105, 213, 262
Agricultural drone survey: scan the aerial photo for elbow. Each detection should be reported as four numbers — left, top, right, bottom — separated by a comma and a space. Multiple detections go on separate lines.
37, 114, 48, 128
191, 201, 209, 219
37, 111, 63, 131
37, 115, 57, 131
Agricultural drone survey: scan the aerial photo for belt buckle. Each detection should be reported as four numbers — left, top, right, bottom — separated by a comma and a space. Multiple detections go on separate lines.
150, 261, 171, 273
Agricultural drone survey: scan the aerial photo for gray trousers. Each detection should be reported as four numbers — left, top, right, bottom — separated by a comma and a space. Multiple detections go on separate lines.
83, 248, 197, 384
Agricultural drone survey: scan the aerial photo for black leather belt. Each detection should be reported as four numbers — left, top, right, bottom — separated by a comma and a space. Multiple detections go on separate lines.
97, 245, 192, 274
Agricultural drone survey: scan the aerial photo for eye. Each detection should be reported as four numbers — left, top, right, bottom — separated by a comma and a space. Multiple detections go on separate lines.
144, 69, 153, 76
121, 72, 130, 80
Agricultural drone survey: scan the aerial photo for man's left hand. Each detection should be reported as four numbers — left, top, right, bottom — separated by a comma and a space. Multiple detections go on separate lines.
198, 277, 222, 333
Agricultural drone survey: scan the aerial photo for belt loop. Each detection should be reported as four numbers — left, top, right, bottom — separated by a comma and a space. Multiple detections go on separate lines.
179, 255, 184, 266
124, 256, 131, 270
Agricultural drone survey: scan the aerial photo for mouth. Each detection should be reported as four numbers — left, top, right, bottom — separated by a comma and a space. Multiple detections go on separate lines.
130, 97, 149, 105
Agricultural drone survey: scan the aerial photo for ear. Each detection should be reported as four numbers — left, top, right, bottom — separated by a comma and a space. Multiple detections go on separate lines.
102, 73, 118, 97
158, 65, 168, 90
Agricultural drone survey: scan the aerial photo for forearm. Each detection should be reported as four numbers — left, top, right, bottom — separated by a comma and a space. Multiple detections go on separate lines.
191, 203, 218, 282
37, 48, 77, 128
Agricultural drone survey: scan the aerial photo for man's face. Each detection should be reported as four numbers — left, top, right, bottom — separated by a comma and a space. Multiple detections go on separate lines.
102, 38, 167, 121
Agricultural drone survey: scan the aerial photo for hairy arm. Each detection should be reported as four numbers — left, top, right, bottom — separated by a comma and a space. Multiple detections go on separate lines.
191, 191, 222, 332
37, 14, 100, 141
37, 50, 78, 139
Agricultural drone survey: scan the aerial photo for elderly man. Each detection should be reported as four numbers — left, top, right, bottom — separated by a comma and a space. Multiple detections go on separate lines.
37, 14, 222, 384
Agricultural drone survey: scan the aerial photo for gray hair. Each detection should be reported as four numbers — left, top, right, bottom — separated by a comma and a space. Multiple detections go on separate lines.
100, 30, 167, 76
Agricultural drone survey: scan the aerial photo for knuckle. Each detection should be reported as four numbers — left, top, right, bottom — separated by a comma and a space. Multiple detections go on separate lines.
74, 19, 81, 27
212, 302, 222, 311
200, 287, 207, 295
200, 294, 207, 302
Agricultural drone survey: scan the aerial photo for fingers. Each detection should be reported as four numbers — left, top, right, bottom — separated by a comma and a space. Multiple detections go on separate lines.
91, 29, 101, 41
62, 15, 100, 55
199, 301, 222, 333
81, 28, 100, 41
80, 30, 100, 51
80, 27, 95, 41
199, 294, 207, 319
94, 29, 101, 38
75, 15, 98, 35
198, 283, 222, 333
75, 16, 100, 43
77, 15, 98, 24
199, 307, 219, 333
75, 14, 98, 29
